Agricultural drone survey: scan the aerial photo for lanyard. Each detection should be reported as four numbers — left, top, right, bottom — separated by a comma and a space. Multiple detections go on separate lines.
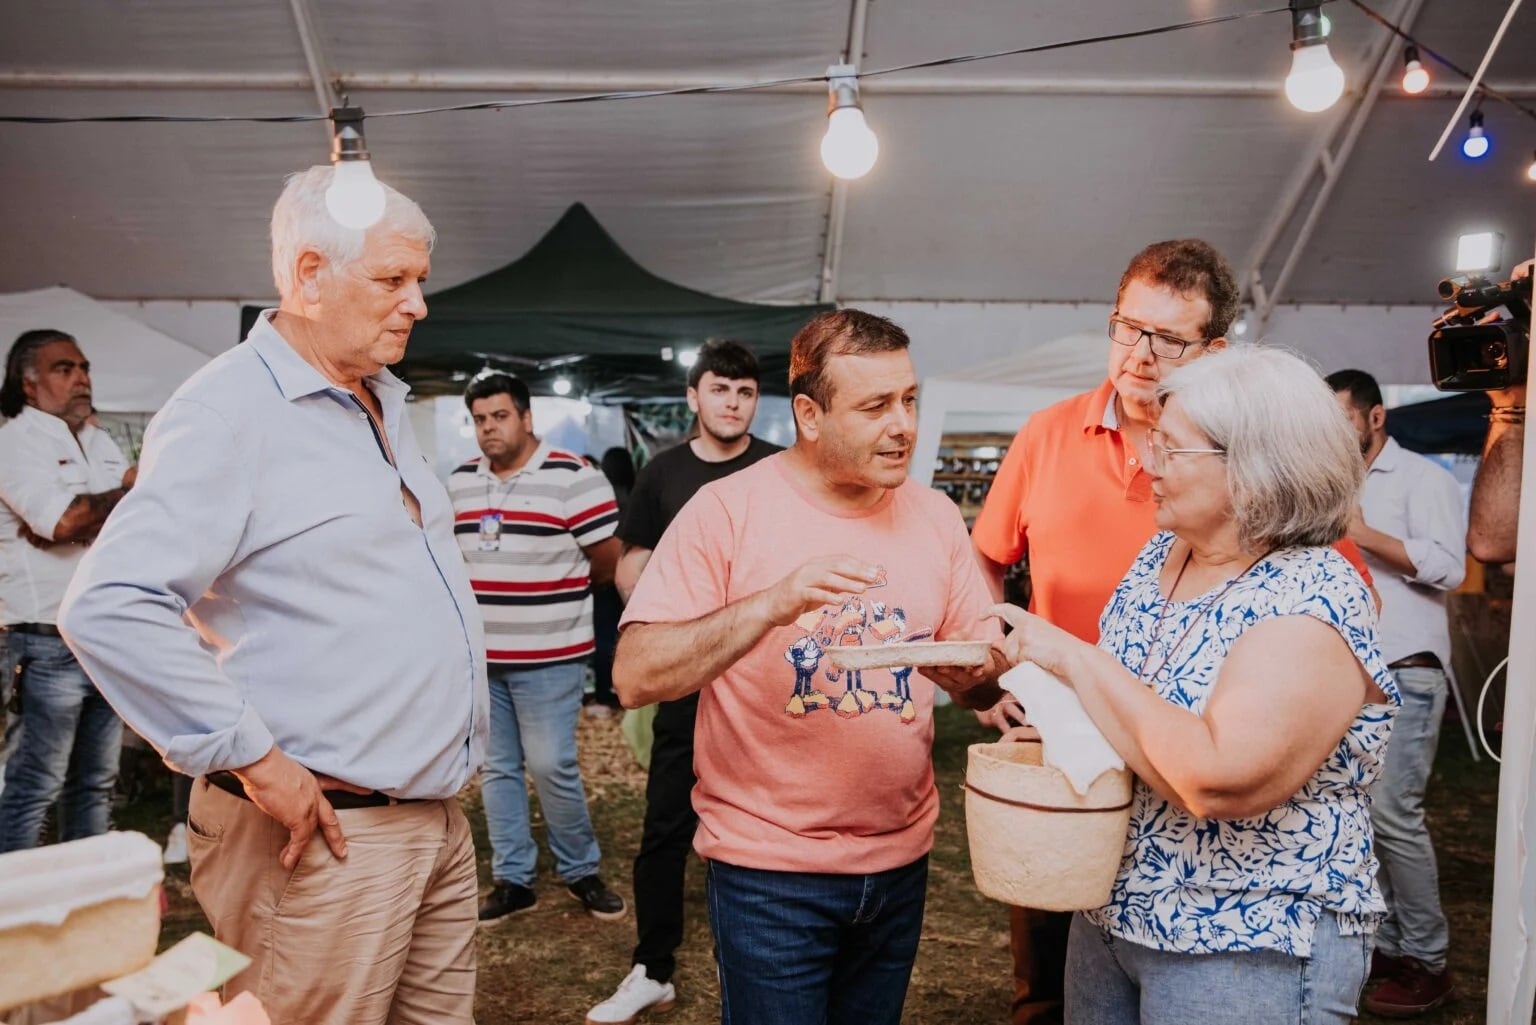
1136, 547, 1269, 684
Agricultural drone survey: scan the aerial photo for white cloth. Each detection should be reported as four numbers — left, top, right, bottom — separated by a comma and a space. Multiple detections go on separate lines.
999, 660, 1123, 795
0, 406, 128, 624
1360, 438, 1466, 666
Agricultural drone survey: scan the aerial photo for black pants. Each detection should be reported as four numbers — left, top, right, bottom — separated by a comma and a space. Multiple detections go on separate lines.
591, 586, 622, 706
631, 691, 700, 983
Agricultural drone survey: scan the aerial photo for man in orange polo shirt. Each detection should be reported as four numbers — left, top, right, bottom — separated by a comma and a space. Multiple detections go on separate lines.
970, 238, 1375, 1025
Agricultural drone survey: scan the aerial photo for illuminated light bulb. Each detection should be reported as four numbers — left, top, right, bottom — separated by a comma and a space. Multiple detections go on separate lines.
1461, 111, 1489, 160
1319, 13, 1332, 36
552, 377, 572, 396
1525, 150, 1536, 183
820, 64, 879, 180
678, 348, 699, 368
1401, 45, 1429, 94
1285, 43, 1346, 112
325, 106, 387, 230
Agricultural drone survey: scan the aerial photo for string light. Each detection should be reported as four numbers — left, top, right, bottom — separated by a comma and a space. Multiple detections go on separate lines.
820, 64, 879, 180
1461, 110, 1489, 159
1401, 45, 1430, 94
677, 348, 699, 368
552, 377, 573, 396
1526, 149, 1536, 183
1284, 1, 1345, 113
324, 106, 386, 230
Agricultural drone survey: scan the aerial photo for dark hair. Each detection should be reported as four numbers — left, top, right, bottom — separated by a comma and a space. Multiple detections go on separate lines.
1, 329, 74, 419
464, 372, 530, 415
1324, 368, 1384, 412
788, 309, 910, 408
688, 338, 760, 390
1116, 239, 1240, 341
599, 446, 636, 492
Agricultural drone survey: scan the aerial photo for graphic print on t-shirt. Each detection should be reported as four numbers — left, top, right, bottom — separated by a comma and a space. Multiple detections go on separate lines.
781, 566, 931, 724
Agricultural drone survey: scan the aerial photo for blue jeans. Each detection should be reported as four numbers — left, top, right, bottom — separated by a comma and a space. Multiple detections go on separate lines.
481, 662, 600, 886
0, 632, 122, 851
706, 855, 929, 1025
1371, 665, 1450, 971
1065, 912, 1370, 1025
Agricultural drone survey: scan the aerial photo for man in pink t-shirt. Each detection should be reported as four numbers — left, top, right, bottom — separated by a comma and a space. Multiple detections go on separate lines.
615, 309, 1003, 1025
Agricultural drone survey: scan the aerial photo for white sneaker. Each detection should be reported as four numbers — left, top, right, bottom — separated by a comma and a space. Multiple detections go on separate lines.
585, 964, 676, 1025
163, 822, 188, 865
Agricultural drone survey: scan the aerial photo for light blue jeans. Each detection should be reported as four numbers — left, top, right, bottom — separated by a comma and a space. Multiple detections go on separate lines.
481, 662, 601, 887
0, 631, 122, 851
1066, 912, 1370, 1025
1371, 665, 1450, 971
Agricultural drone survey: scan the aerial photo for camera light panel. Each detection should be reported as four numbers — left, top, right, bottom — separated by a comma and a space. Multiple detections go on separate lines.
1456, 231, 1503, 273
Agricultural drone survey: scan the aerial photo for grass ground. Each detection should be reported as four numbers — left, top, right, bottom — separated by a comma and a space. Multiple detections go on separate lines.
122, 703, 1501, 1024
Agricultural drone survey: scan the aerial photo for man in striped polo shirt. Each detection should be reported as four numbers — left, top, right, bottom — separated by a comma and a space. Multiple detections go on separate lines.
450, 372, 626, 924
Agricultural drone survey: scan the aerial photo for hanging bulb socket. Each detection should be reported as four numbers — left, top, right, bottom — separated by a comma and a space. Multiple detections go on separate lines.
1401, 45, 1430, 94
820, 63, 879, 180
324, 105, 388, 229
1462, 109, 1489, 160
329, 105, 370, 164
1284, 1, 1345, 113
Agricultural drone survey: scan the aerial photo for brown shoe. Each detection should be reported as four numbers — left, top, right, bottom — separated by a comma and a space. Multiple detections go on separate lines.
1369, 949, 1408, 983
1363, 959, 1455, 1017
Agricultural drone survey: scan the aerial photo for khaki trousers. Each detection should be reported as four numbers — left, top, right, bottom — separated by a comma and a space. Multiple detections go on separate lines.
187, 778, 477, 1025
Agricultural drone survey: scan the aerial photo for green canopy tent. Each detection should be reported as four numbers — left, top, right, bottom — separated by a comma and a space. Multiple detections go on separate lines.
244, 203, 829, 399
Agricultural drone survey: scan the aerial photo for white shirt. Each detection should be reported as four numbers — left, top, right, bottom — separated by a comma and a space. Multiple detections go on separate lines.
1359, 437, 1466, 666
0, 407, 128, 625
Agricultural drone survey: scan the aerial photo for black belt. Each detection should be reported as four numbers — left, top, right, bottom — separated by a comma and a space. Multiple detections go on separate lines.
205, 770, 420, 810
1388, 651, 1442, 671
9, 622, 62, 637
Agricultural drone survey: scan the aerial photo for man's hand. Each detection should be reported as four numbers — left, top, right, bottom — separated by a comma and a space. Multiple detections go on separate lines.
759, 556, 881, 627
1346, 504, 1368, 541
122, 465, 137, 489
18, 522, 57, 550
976, 692, 1029, 731
231, 747, 369, 869
926, 647, 1006, 710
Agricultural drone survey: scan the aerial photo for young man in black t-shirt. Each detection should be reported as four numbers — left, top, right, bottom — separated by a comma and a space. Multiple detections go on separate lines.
586, 339, 780, 1025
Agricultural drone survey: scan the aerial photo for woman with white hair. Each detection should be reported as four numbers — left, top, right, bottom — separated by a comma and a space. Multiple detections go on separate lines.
992, 346, 1397, 1025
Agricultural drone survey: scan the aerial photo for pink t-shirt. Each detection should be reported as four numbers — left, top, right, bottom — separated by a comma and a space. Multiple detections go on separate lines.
620, 453, 998, 873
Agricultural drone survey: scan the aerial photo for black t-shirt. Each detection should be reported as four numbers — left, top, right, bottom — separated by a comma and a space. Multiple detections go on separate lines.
617, 435, 782, 550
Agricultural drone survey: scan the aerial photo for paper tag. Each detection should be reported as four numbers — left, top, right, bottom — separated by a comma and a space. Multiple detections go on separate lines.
102, 933, 251, 1017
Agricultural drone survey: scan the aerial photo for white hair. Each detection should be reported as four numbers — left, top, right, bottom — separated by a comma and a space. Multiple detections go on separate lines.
1158, 345, 1364, 553
269, 165, 436, 300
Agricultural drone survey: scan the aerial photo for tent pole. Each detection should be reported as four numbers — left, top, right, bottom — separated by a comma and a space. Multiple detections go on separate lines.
287, 0, 338, 137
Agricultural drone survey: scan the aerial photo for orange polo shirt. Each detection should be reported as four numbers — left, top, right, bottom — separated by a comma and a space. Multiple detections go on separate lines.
972, 380, 1373, 644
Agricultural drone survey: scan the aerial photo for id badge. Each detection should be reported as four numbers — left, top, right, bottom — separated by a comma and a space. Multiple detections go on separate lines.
478, 513, 502, 551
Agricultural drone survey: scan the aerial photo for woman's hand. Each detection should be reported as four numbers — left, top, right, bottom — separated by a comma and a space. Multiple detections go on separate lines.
986, 602, 1084, 679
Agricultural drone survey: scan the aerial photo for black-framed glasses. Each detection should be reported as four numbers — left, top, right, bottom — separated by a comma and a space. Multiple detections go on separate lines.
1146, 428, 1225, 474
1108, 316, 1205, 360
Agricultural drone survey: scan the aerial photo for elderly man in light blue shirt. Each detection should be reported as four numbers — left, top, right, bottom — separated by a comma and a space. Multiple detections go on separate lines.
1329, 369, 1465, 1019
60, 166, 487, 1025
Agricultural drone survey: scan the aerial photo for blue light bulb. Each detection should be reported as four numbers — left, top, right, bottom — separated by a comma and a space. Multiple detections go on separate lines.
1462, 111, 1489, 160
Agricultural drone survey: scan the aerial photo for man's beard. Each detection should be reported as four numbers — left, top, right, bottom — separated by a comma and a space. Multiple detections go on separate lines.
700, 417, 747, 444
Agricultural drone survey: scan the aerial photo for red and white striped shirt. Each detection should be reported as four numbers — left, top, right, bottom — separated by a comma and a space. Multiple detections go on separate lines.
449, 440, 618, 666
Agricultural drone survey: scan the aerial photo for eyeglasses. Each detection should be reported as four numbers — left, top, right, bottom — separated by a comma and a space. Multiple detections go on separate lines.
1108, 316, 1205, 360
1146, 429, 1224, 474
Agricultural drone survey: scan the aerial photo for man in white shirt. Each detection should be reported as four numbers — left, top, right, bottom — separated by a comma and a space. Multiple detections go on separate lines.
1329, 369, 1466, 1017
0, 329, 133, 850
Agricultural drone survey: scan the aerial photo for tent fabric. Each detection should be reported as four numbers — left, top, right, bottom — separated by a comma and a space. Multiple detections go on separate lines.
242, 203, 828, 397
0, 287, 209, 412
1386, 392, 1493, 456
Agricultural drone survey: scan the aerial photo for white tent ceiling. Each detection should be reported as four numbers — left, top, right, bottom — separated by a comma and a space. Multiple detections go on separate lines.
0, 1, 1531, 310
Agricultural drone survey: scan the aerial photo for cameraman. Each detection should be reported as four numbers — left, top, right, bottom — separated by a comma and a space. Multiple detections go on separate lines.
1467, 258, 1533, 564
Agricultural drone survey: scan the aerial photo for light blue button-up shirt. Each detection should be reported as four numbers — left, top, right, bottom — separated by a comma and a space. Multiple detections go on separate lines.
60, 312, 487, 799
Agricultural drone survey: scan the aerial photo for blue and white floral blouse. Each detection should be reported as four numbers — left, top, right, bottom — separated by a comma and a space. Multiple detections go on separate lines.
1082, 531, 1399, 958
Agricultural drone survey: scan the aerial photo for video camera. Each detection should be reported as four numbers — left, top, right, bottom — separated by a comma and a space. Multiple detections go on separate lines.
1429, 271, 1531, 392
